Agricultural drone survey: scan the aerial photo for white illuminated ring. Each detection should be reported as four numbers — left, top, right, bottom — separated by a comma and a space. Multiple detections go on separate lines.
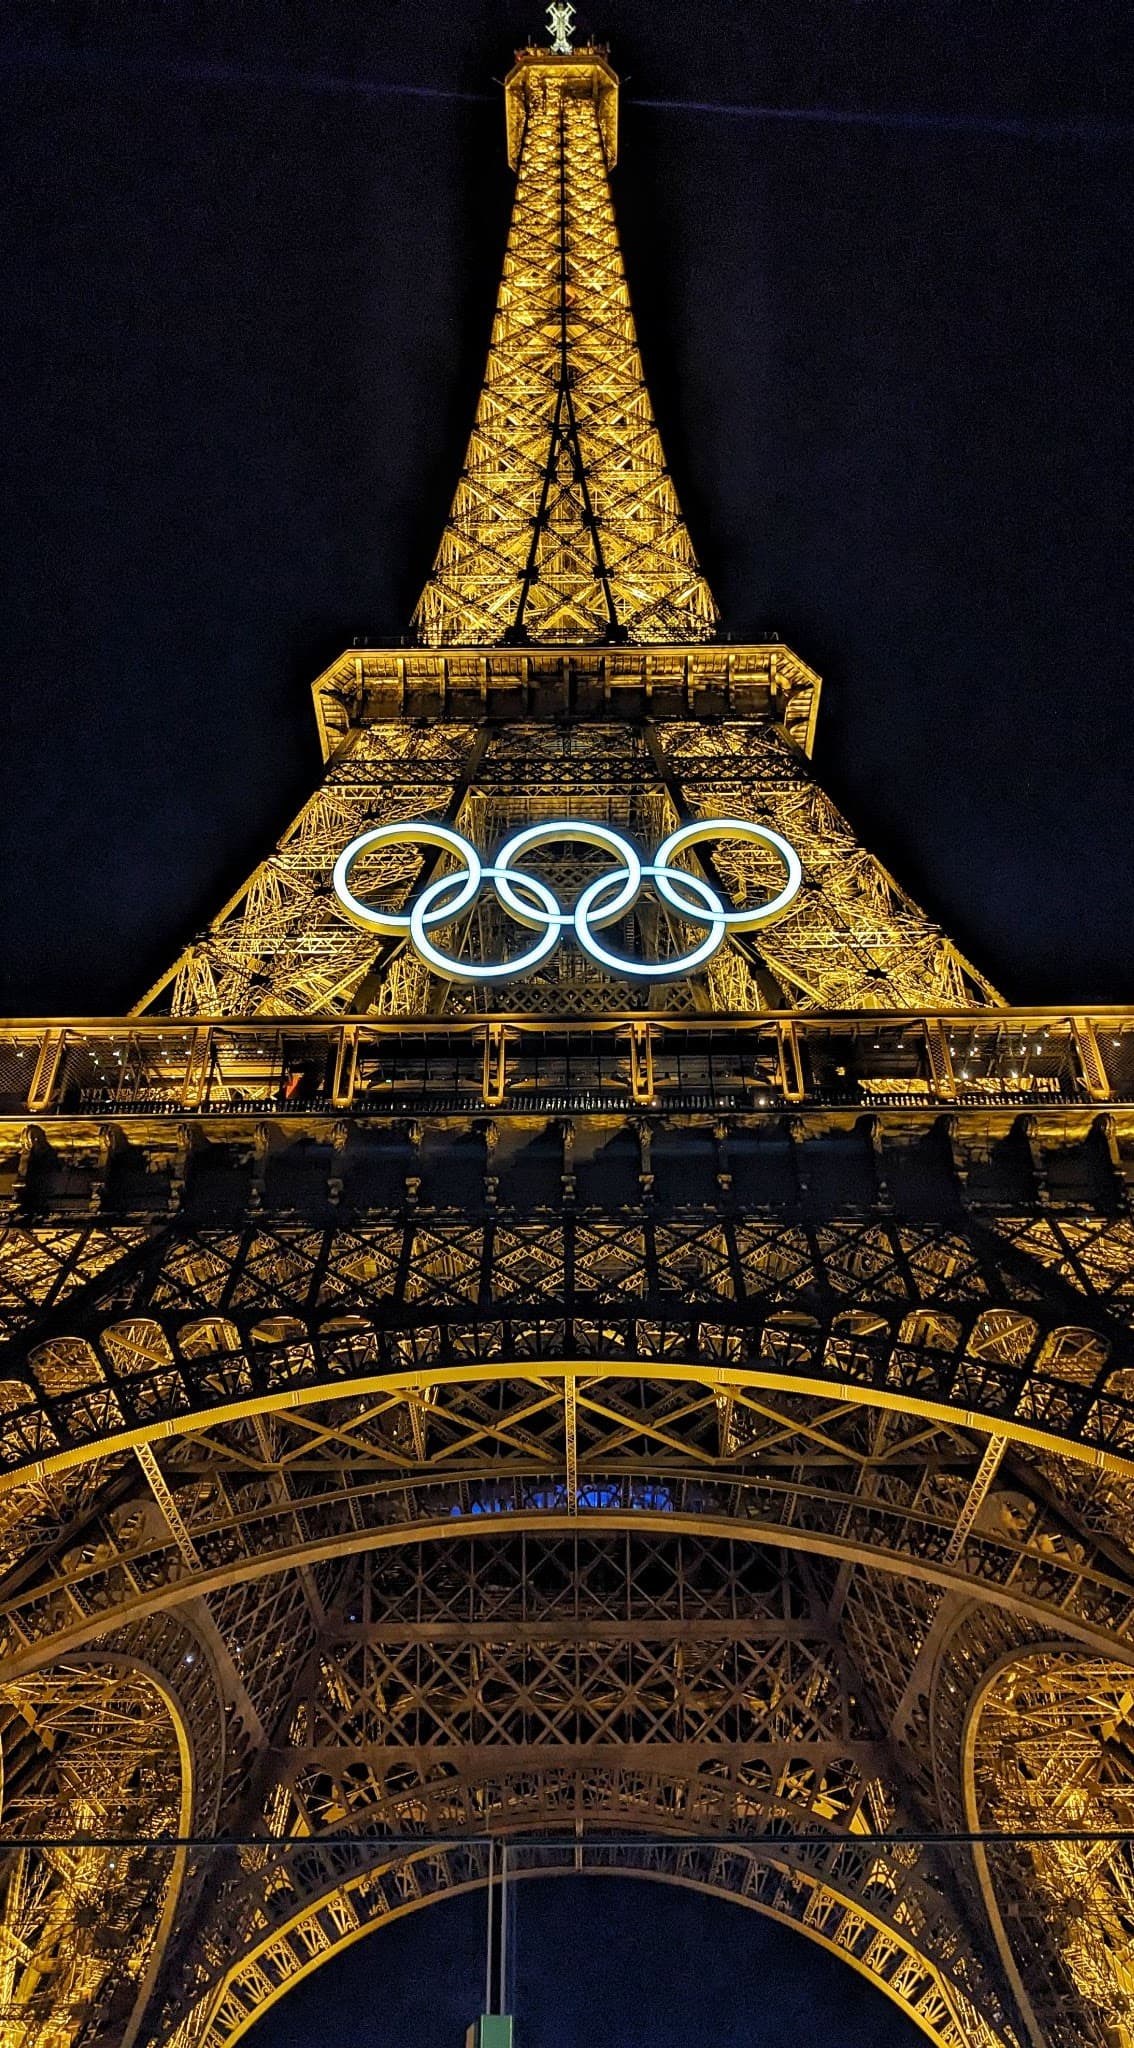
493, 819, 642, 932
332, 817, 803, 983
410, 866, 562, 981
653, 820, 803, 928
331, 821, 481, 935
578, 863, 727, 979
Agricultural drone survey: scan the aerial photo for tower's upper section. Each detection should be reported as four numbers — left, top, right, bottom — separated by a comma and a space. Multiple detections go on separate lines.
411, 41, 720, 648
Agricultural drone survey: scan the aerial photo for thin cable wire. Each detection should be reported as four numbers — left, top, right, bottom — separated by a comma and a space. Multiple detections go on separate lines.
485, 1835, 495, 2018
6, 1829, 1134, 1848
632, 94, 1134, 144
499, 1841, 509, 2017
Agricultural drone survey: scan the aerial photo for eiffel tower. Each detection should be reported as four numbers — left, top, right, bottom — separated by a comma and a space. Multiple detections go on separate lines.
2, 24, 1134, 2048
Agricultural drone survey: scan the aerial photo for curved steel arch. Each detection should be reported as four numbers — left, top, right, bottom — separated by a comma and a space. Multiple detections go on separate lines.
961, 1642, 1134, 2048
907, 1596, 1134, 2048
128, 1524, 1022, 2048
0, 1628, 211, 2048
3, 1221, 1133, 2045
156, 1836, 1017, 2048
6, 1327, 1134, 1487
5, 1477, 1134, 1683
5, 1201, 1134, 1488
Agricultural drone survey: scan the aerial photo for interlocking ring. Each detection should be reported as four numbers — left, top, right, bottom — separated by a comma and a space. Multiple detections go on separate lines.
332, 817, 802, 983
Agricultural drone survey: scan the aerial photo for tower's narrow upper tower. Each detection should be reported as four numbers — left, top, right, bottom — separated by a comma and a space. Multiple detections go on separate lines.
412, 42, 719, 646
134, 17, 999, 1020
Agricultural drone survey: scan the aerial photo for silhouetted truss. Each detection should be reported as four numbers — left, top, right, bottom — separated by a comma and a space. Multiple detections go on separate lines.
3, 31, 1134, 2048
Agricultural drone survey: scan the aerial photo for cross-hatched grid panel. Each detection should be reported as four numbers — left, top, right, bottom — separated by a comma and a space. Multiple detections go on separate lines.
412, 77, 716, 647
656, 720, 999, 1011
140, 725, 478, 1019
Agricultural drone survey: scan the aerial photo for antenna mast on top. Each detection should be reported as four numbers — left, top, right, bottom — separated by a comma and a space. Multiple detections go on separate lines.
546, 2, 576, 53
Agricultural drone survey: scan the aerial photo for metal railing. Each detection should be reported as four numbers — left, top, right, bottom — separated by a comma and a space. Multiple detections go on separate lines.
1, 1009, 1131, 1119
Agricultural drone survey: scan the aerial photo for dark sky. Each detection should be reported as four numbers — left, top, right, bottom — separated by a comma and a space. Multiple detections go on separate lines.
244, 1875, 925, 2048
1, 3, 1130, 2030
2, 0, 1132, 1017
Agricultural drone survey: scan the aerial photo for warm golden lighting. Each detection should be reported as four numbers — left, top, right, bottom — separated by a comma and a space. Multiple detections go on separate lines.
2, 29, 1131, 2048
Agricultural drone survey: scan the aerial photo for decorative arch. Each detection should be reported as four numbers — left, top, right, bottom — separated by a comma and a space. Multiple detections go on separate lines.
3, 1466, 1133, 1684
0, 1614, 226, 2048
158, 1836, 1018, 2048
3, 1317, 1132, 1485
962, 1643, 1134, 2048
0, 1660, 189, 2046
3, 1213, 1133, 2047
139, 1529, 1022, 2048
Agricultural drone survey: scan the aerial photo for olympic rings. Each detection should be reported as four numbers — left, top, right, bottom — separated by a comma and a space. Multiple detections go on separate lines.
332, 817, 803, 983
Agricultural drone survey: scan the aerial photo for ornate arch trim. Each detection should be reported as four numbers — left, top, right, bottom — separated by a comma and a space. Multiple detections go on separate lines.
163, 1845, 1017, 2048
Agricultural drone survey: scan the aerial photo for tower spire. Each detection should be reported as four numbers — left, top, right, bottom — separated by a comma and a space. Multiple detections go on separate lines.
546, 2, 576, 55
412, 39, 719, 646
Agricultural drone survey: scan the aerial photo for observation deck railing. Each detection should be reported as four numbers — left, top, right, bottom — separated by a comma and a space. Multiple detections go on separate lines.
1, 1010, 1132, 1122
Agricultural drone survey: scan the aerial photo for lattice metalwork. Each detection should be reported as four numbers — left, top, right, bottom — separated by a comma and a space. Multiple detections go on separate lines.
3, 28, 1133, 2048
969, 1652, 1134, 2048
0, 1668, 180, 2047
140, 718, 997, 1020
138, 723, 476, 1019
154, 1840, 1016, 2048
146, 1535, 1018, 2048
0, 1612, 224, 2048
4, 1188, 1134, 1492
911, 1601, 1134, 2048
411, 49, 717, 646
657, 722, 997, 1010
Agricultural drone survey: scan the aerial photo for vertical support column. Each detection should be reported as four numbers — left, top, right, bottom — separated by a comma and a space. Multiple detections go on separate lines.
180, 1026, 213, 1110
483, 1121, 499, 1209
7, 1127, 47, 1218
331, 1026, 358, 1108
483, 1025, 509, 1108
778, 1022, 804, 1102
250, 1123, 272, 1213
327, 1121, 349, 1207
627, 1022, 654, 1105
924, 1020, 957, 1101
1073, 1017, 1111, 1101
26, 1030, 65, 1113
564, 1373, 579, 1517
1094, 1115, 1132, 1214
168, 1125, 196, 1213
636, 1121, 655, 1205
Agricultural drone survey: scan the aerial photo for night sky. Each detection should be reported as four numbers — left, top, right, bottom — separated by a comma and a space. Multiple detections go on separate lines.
3, 0, 1132, 1019
243, 1876, 926, 2048
2, 0, 1132, 2038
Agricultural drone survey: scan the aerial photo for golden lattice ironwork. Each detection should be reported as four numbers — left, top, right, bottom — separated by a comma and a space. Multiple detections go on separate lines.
970, 1651, 1134, 2048
2, 28, 1133, 2048
412, 48, 717, 647
146, 1539, 1015, 2048
137, 713, 998, 1019
0, 1616, 222, 2048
